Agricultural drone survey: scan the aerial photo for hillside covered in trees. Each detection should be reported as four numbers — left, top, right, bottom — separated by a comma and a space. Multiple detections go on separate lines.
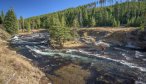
24, 1, 146, 29
17, 1, 145, 47
0, 0, 146, 35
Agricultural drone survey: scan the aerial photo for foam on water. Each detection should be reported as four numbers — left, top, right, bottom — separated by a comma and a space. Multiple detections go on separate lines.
122, 53, 131, 60
27, 46, 146, 72
90, 52, 146, 72
95, 41, 110, 47
135, 51, 144, 58
114, 47, 128, 52
135, 81, 146, 84
126, 42, 140, 49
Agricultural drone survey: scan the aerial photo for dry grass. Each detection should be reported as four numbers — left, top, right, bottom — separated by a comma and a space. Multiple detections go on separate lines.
63, 41, 85, 49
47, 64, 90, 84
0, 29, 10, 40
79, 27, 135, 32
78, 27, 135, 38
0, 27, 50, 84
18, 29, 47, 35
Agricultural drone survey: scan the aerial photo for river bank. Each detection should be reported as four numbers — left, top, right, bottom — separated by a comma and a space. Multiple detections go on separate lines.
0, 28, 51, 84
79, 27, 146, 50
10, 27, 146, 84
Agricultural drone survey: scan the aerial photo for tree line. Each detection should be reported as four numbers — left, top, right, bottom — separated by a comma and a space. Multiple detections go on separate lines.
26, 1, 146, 29
1, 1, 146, 34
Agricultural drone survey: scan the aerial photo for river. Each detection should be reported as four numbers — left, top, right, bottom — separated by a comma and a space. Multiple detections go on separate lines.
10, 32, 146, 84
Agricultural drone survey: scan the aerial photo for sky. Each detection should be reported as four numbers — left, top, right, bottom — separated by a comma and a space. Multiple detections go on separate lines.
0, 0, 99, 18
0, 0, 127, 18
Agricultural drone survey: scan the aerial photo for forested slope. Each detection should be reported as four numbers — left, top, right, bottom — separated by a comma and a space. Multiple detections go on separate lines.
24, 1, 146, 30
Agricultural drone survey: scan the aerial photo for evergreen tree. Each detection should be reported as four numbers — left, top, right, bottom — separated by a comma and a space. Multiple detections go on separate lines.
90, 17, 96, 27
61, 16, 66, 27
104, 10, 109, 26
19, 16, 24, 31
0, 15, 2, 24
45, 17, 51, 29
140, 24, 145, 31
52, 14, 61, 27
83, 9, 89, 27
1, 11, 5, 24
49, 14, 71, 48
4, 9, 18, 35
72, 17, 79, 39
112, 18, 120, 27
73, 17, 79, 28
99, 0, 106, 7
40, 16, 48, 28
79, 9, 83, 27
140, 12, 146, 30
25, 20, 31, 32
36, 18, 41, 28
31, 20, 36, 29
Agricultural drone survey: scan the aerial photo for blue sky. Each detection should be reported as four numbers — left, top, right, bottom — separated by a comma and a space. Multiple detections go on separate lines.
0, 0, 127, 18
0, 0, 98, 18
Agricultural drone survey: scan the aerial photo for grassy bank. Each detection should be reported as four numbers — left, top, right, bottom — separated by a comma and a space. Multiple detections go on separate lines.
0, 26, 50, 84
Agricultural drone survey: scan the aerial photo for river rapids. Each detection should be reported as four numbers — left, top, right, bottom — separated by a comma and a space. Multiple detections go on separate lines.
10, 32, 146, 84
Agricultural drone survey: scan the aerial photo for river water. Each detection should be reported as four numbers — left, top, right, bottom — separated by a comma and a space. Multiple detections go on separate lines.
10, 32, 146, 84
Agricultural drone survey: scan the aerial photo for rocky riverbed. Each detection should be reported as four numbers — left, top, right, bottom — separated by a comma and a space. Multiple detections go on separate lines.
10, 29, 146, 84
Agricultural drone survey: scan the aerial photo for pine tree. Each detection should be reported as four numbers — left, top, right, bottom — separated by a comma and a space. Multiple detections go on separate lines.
1, 11, 5, 24
140, 12, 146, 31
52, 14, 61, 27
4, 9, 18, 35
45, 17, 51, 29
140, 24, 145, 31
40, 16, 48, 28
36, 18, 41, 28
24, 20, 30, 32
99, 0, 106, 7
112, 18, 120, 27
73, 17, 79, 28
144, 3, 146, 30
61, 16, 66, 27
79, 9, 83, 27
72, 17, 79, 39
26, 21, 31, 32
90, 17, 96, 27
49, 14, 71, 48
0, 15, 2, 24
19, 16, 24, 31
83, 9, 89, 27
103, 10, 107, 26
31, 20, 36, 29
